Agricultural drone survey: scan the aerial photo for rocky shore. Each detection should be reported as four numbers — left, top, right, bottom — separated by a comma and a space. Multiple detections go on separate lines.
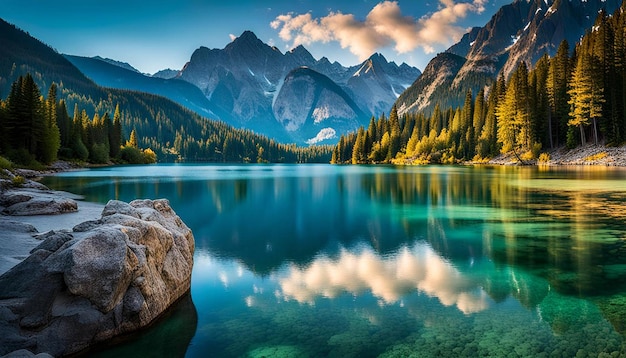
0, 170, 195, 357
486, 144, 626, 166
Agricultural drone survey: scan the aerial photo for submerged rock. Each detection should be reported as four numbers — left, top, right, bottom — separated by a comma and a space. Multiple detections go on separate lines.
0, 199, 195, 357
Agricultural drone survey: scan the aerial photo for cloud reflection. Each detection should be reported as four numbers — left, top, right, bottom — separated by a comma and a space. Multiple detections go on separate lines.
279, 244, 489, 314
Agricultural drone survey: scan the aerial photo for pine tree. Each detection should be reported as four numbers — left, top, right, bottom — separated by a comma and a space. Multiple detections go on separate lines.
472, 88, 486, 145
351, 127, 366, 164
4, 74, 49, 163
497, 64, 532, 155
70, 103, 88, 161
110, 104, 123, 158
547, 40, 571, 147
460, 89, 474, 159
531, 54, 550, 149
430, 103, 443, 135
56, 100, 72, 149
568, 38, 604, 146
365, 116, 376, 155
590, 9, 621, 145
39, 83, 60, 164
387, 105, 401, 161
405, 123, 420, 157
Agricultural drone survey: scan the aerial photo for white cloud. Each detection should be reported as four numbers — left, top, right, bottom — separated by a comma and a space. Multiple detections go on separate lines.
271, 0, 488, 60
229, 33, 237, 41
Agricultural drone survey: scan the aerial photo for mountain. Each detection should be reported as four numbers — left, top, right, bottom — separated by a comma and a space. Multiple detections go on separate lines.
64, 54, 227, 122
396, 53, 467, 115
92, 56, 141, 73
347, 53, 421, 117
396, 0, 621, 116
273, 67, 366, 144
178, 31, 420, 144
0, 19, 95, 99
0, 18, 331, 163
152, 69, 179, 79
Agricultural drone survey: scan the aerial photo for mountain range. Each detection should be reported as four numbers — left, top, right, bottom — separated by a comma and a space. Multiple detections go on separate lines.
396, 0, 621, 116
0, 18, 332, 163
1, 0, 621, 148
67, 30, 420, 145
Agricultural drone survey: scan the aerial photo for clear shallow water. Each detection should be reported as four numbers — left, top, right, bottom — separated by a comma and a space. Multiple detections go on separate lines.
41, 164, 626, 357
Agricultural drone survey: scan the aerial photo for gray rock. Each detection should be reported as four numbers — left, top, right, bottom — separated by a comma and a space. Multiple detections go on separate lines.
0, 192, 33, 207
30, 231, 73, 254
1, 189, 78, 216
101, 200, 140, 218
65, 228, 136, 312
20, 181, 48, 191
1, 349, 53, 358
0, 219, 37, 234
12, 169, 37, 178
0, 198, 194, 356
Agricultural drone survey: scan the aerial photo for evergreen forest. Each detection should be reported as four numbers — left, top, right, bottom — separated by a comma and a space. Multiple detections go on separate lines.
332, 7, 626, 165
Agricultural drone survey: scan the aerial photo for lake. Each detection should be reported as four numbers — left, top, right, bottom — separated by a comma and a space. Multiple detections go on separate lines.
41, 164, 626, 357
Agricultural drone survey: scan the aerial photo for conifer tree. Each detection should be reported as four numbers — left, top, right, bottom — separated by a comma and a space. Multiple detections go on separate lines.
39, 83, 60, 164
530, 54, 550, 149
56, 99, 72, 149
497, 64, 532, 155
568, 39, 604, 146
460, 89, 474, 159
365, 116, 376, 155
430, 104, 443, 135
472, 88, 486, 144
7, 74, 45, 159
128, 128, 139, 148
351, 127, 366, 164
547, 40, 571, 147
387, 105, 401, 161
70, 104, 88, 161
109, 104, 123, 158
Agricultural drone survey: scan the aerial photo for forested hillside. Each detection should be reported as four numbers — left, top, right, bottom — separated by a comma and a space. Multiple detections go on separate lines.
333, 5, 626, 165
0, 19, 332, 164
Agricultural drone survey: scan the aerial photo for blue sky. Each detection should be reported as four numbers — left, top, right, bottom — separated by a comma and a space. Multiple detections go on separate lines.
2, 0, 510, 74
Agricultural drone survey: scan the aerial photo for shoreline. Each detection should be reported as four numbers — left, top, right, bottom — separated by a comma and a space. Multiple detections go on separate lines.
2, 145, 625, 273
477, 144, 626, 167
0, 165, 106, 276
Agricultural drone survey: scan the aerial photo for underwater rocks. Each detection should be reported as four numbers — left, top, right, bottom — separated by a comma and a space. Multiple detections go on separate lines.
0, 199, 195, 357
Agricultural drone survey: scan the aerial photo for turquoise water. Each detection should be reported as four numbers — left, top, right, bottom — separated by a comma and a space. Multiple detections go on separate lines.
41, 164, 626, 357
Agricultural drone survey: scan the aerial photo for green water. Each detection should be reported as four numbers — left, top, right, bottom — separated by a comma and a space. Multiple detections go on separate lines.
41, 164, 626, 357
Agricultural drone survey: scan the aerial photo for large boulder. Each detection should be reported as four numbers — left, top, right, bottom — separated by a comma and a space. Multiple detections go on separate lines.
0, 199, 194, 357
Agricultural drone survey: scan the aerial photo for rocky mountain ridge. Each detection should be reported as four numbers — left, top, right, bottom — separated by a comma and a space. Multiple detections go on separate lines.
176, 31, 421, 144
397, 0, 621, 116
